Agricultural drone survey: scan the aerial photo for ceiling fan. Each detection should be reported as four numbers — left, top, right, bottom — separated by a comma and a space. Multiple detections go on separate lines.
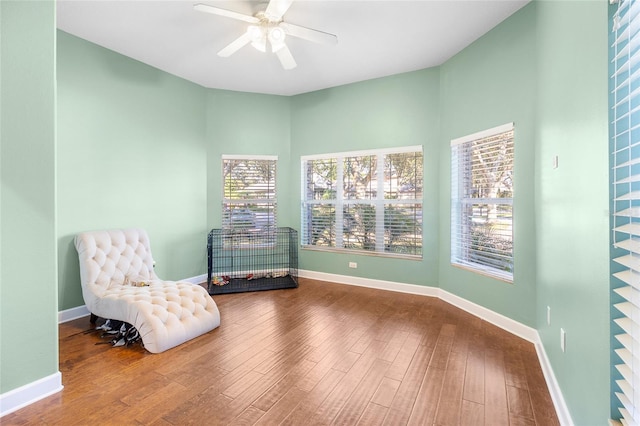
194, 0, 338, 70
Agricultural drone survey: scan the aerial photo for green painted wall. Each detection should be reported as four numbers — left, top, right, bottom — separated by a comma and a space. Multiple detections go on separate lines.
205, 90, 291, 230
56, 31, 208, 310
1, 0, 59, 393
438, 4, 538, 327
289, 69, 441, 285
536, 1, 609, 424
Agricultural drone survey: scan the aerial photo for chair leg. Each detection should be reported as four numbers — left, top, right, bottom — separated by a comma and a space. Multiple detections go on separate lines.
89, 313, 98, 324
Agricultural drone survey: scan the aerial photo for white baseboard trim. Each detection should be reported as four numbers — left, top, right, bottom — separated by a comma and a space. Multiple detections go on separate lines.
535, 341, 574, 426
0, 372, 63, 418
300, 269, 535, 341
298, 269, 572, 426
438, 289, 539, 343
299, 269, 440, 297
182, 273, 207, 285
58, 305, 90, 323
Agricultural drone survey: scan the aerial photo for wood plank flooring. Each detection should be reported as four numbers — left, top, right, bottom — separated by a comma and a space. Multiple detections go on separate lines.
4, 278, 559, 425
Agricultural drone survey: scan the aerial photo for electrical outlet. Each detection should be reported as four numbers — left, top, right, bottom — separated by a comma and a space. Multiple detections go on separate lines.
349, 262, 357, 269
547, 306, 551, 326
560, 328, 566, 352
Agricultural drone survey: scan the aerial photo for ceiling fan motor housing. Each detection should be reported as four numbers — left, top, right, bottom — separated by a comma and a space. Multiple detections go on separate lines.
248, 12, 287, 53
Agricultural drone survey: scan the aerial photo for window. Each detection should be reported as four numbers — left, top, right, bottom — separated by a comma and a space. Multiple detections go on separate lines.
222, 155, 276, 236
301, 146, 423, 258
450, 123, 514, 282
611, 0, 640, 423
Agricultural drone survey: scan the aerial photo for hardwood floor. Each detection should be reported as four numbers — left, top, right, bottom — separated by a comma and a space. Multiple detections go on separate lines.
4, 278, 559, 425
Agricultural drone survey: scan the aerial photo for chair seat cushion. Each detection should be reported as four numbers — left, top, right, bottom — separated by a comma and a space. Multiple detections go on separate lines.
93, 280, 219, 353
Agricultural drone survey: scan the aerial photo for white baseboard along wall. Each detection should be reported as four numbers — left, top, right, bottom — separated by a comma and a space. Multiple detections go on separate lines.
0, 373, 63, 418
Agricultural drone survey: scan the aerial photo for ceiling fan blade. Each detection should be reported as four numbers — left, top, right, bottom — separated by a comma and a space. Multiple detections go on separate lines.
280, 22, 337, 46
218, 32, 251, 57
194, 3, 259, 24
275, 43, 297, 70
265, 0, 294, 21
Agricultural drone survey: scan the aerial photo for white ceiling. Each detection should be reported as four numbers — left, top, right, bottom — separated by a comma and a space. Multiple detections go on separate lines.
56, 0, 530, 96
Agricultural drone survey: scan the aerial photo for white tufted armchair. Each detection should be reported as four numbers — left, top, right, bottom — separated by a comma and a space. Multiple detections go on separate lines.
74, 228, 220, 353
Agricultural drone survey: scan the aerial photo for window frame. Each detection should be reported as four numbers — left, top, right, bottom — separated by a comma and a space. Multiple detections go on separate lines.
450, 123, 515, 282
301, 145, 423, 259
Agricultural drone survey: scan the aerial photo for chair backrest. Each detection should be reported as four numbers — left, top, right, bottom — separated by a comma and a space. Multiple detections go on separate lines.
74, 228, 159, 297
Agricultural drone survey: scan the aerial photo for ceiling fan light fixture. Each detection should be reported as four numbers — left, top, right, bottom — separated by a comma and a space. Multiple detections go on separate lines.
247, 25, 263, 42
268, 26, 286, 52
271, 30, 286, 52
269, 26, 286, 43
247, 25, 267, 52
251, 38, 267, 52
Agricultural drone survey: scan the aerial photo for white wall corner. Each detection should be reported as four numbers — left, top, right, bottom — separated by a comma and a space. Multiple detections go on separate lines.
58, 304, 90, 323
0, 372, 63, 418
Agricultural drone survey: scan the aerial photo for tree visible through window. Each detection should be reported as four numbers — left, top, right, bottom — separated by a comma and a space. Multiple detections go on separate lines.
451, 123, 514, 281
222, 156, 276, 240
301, 147, 423, 257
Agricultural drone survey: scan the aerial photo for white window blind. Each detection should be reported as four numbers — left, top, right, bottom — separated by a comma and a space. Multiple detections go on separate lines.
451, 123, 514, 282
612, 0, 640, 423
301, 146, 423, 258
222, 156, 277, 235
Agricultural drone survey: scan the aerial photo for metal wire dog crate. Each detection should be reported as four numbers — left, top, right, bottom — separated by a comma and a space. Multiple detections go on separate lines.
207, 227, 298, 294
